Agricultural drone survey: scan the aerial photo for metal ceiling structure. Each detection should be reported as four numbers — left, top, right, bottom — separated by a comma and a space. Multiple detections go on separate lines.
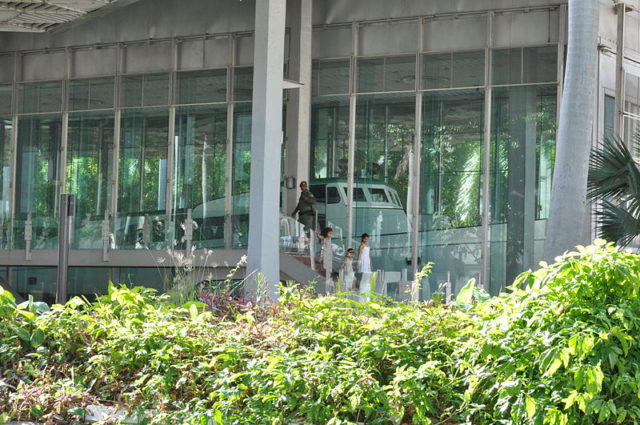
0, 0, 118, 32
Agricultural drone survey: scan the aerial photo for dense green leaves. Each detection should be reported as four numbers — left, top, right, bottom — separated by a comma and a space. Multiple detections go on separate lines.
4, 242, 640, 424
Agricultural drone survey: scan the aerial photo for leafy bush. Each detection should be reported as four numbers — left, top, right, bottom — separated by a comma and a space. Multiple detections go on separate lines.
4, 241, 640, 425
0, 283, 472, 424
461, 241, 640, 425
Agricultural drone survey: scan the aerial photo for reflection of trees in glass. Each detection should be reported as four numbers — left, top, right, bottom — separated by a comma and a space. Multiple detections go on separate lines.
174, 107, 227, 210
311, 100, 349, 179
355, 96, 415, 208
0, 119, 11, 221
119, 110, 169, 214
16, 116, 61, 218
491, 86, 557, 223
66, 114, 113, 219
423, 91, 484, 229
232, 106, 252, 195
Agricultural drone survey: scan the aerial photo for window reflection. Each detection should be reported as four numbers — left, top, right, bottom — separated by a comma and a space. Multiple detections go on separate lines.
174, 105, 227, 249
490, 85, 557, 292
67, 112, 114, 249
116, 108, 169, 249
420, 89, 484, 296
15, 115, 62, 249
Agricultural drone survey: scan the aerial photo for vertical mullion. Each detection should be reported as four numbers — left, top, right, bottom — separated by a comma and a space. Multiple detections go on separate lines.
346, 22, 358, 250
224, 35, 235, 250
557, 4, 567, 127
165, 39, 178, 248
59, 48, 70, 205
480, 11, 494, 292
615, 3, 626, 141
8, 52, 19, 249
111, 44, 123, 220
411, 17, 423, 289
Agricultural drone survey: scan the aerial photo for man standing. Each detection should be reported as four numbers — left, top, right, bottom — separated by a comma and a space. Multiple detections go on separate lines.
292, 180, 316, 233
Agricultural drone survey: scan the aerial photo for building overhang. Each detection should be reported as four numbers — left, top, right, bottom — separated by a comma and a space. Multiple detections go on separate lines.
0, 0, 133, 33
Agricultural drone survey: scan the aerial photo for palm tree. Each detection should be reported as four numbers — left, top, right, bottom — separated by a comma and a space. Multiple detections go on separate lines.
544, 0, 599, 260
588, 134, 640, 247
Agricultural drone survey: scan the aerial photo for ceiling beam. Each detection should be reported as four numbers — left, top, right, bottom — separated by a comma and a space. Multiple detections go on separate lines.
0, 3, 84, 16
0, 21, 45, 31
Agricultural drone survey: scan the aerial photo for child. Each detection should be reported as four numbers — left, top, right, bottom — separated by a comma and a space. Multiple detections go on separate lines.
317, 227, 333, 275
358, 233, 372, 273
340, 248, 356, 291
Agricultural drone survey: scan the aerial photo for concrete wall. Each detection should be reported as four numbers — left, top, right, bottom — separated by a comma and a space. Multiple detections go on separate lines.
0, 0, 573, 53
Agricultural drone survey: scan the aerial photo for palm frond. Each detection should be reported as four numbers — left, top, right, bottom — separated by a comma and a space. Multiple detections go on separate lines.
587, 135, 640, 200
595, 199, 640, 247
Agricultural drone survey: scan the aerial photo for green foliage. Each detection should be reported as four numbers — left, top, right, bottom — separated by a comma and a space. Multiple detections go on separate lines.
588, 134, 640, 246
462, 240, 640, 424
5, 242, 640, 424
0, 282, 472, 425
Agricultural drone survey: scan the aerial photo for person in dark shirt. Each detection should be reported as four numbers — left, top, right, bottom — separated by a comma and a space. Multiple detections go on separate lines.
292, 180, 316, 233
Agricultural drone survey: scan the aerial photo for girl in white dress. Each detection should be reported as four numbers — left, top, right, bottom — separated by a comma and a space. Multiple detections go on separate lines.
358, 233, 372, 273
340, 248, 356, 291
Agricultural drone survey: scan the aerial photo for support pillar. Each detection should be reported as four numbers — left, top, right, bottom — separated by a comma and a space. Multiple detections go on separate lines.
247, 0, 287, 296
285, 0, 313, 214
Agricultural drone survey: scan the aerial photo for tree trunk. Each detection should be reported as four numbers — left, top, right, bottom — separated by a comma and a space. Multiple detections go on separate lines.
545, 0, 599, 261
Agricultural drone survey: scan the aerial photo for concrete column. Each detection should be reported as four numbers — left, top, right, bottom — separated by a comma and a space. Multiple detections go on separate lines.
247, 0, 287, 296
285, 0, 313, 214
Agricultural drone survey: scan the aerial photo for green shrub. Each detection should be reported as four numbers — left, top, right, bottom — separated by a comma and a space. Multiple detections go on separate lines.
462, 241, 640, 425
0, 284, 471, 424
4, 241, 640, 425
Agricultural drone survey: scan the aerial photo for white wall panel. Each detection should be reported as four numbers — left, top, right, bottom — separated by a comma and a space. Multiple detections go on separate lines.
424, 15, 486, 52
314, 0, 566, 26
360, 20, 418, 56
235, 34, 254, 66
312, 26, 352, 59
178, 36, 230, 70
22, 50, 65, 81
494, 9, 559, 48
123, 41, 172, 74
0, 54, 13, 83
72, 47, 117, 77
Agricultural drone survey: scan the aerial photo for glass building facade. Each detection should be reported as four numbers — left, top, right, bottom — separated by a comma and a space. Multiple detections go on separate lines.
0, 5, 564, 300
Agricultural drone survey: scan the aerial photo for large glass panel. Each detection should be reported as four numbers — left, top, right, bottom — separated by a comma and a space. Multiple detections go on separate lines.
490, 85, 557, 293
120, 74, 170, 108
351, 94, 415, 295
0, 118, 11, 248
420, 90, 484, 298
312, 60, 350, 96
68, 267, 111, 301
624, 72, 640, 157
523, 46, 557, 84
19, 81, 63, 114
357, 56, 415, 93
173, 105, 227, 249
233, 68, 253, 102
0, 85, 11, 116
116, 267, 166, 292
423, 51, 485, 89
492, 49, 521, 86
604, 94, 615, 141
12, 266, 57, 304
66, 112, 115, 249
232, 103, 251, 248
15, 115, 62, 249
69, 78, 115, 111
176, 69, 227, 105
311, 96, 349, 179
116, 108, 169, 249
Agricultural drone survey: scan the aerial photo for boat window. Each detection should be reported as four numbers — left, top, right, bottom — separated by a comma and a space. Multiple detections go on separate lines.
369, 188, 389, 203
327, 186, 341, 204
309, 185, 325, 202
